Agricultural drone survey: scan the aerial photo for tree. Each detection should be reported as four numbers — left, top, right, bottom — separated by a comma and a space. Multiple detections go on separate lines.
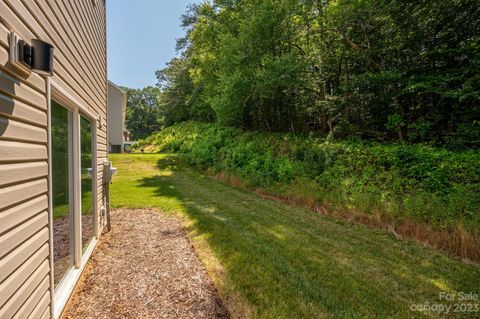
124, 86, 163, 140
152, 0, 480, 148
156, 57, 214, 125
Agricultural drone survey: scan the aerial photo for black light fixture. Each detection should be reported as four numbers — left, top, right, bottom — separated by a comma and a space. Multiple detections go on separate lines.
17, 38, 54, 76
31, 39, 54, 76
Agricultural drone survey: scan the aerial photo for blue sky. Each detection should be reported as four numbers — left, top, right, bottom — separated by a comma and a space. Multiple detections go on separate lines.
107, 1, 198, 89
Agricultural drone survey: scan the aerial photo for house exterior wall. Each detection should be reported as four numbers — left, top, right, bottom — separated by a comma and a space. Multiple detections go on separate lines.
0, 1, 107, 318
107, 81, 126, 152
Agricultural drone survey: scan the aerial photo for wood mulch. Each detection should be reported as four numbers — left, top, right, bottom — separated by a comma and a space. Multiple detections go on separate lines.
62, 208, 228, 319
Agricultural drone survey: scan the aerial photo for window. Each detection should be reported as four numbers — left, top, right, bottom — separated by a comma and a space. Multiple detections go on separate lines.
81, 115, 94, 251
51, 101, 74, 288
51, 99, 98, 287
50, 81, 100, 318
49, 85, 99, 315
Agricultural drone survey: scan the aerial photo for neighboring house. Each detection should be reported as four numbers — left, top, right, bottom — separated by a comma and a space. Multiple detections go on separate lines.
0, 1, 107, 319
107, 81, 128, 153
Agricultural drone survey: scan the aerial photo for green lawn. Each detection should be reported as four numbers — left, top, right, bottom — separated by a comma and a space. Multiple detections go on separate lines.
110, 154, 480, 319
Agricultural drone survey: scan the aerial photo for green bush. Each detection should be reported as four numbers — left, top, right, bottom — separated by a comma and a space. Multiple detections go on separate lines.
134, 122, 480, 232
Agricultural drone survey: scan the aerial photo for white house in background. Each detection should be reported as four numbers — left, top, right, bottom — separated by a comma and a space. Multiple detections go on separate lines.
107, 81, 129, 153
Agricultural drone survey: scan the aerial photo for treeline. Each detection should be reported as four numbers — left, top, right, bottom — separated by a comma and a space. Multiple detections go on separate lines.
123, 86, 162, 141
147, 0, 479, 149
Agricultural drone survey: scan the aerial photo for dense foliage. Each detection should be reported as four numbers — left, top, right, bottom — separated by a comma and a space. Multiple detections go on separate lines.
135, 122, 480, 232
154, 0, 480, 149
124, 86, 163, 140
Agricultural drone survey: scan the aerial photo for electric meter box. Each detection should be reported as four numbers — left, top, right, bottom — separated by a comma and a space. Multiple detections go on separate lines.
103, 161, 117, 184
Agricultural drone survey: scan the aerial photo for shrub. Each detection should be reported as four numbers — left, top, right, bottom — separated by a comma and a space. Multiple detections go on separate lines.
134, 121, 480, 232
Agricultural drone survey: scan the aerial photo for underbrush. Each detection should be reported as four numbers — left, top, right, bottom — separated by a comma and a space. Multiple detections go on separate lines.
134, 122, 480, 261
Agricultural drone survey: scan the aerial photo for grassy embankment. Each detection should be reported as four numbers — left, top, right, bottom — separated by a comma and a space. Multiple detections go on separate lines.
133, 122, 480, 262
109, 153, 479, 318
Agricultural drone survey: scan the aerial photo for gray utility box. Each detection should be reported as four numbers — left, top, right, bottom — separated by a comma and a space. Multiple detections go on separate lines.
103, 160, 117, 184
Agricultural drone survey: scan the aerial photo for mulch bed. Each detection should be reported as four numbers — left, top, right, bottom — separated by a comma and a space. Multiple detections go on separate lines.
62, 208, 228, 319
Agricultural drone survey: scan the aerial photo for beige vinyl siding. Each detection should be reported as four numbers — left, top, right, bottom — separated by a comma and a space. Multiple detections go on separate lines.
0, 180, 48, 211
0, 229, 49, 282
0, 260, 50, 318
0, 0, 106, 318
0, 195, 48, 235
39, 306, 50, 319
0, 94, 48, 127
16, 280, 50, 319
0, 141, 48, 162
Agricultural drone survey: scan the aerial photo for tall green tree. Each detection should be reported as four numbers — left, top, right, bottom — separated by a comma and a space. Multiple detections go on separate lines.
124, 86, 163, 140
154, 0, 480, 148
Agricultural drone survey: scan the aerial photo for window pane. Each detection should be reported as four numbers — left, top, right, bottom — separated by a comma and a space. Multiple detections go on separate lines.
81, 115, 94, 251
51, 101, 73, 288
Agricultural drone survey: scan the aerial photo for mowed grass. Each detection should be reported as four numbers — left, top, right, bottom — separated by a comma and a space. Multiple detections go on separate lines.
109, 154, 480, 319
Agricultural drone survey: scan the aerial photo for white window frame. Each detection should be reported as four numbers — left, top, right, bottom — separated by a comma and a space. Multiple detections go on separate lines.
46, 79, 99, 319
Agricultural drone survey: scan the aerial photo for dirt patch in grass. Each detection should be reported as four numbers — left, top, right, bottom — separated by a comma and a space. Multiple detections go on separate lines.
62, 208, 228, 319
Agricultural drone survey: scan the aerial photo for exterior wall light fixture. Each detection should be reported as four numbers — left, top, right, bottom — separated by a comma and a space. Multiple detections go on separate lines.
9, 31, 54, 76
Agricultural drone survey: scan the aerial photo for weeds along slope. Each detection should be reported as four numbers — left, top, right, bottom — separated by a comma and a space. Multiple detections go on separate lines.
134, 121, 480, 262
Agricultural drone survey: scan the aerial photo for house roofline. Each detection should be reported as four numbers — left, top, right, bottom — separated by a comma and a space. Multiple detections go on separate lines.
108, 80, 127, 96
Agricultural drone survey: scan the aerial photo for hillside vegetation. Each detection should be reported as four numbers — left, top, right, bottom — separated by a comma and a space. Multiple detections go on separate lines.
124, 1, 480, 261
134, 122, 480, 261
139, 0, 480, 150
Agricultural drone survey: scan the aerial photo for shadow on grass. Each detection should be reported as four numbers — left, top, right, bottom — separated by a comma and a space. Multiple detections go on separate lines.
134, 155, 480, 318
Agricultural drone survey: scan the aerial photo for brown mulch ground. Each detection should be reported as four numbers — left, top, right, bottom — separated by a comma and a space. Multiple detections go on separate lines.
62, 208, 228, 319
